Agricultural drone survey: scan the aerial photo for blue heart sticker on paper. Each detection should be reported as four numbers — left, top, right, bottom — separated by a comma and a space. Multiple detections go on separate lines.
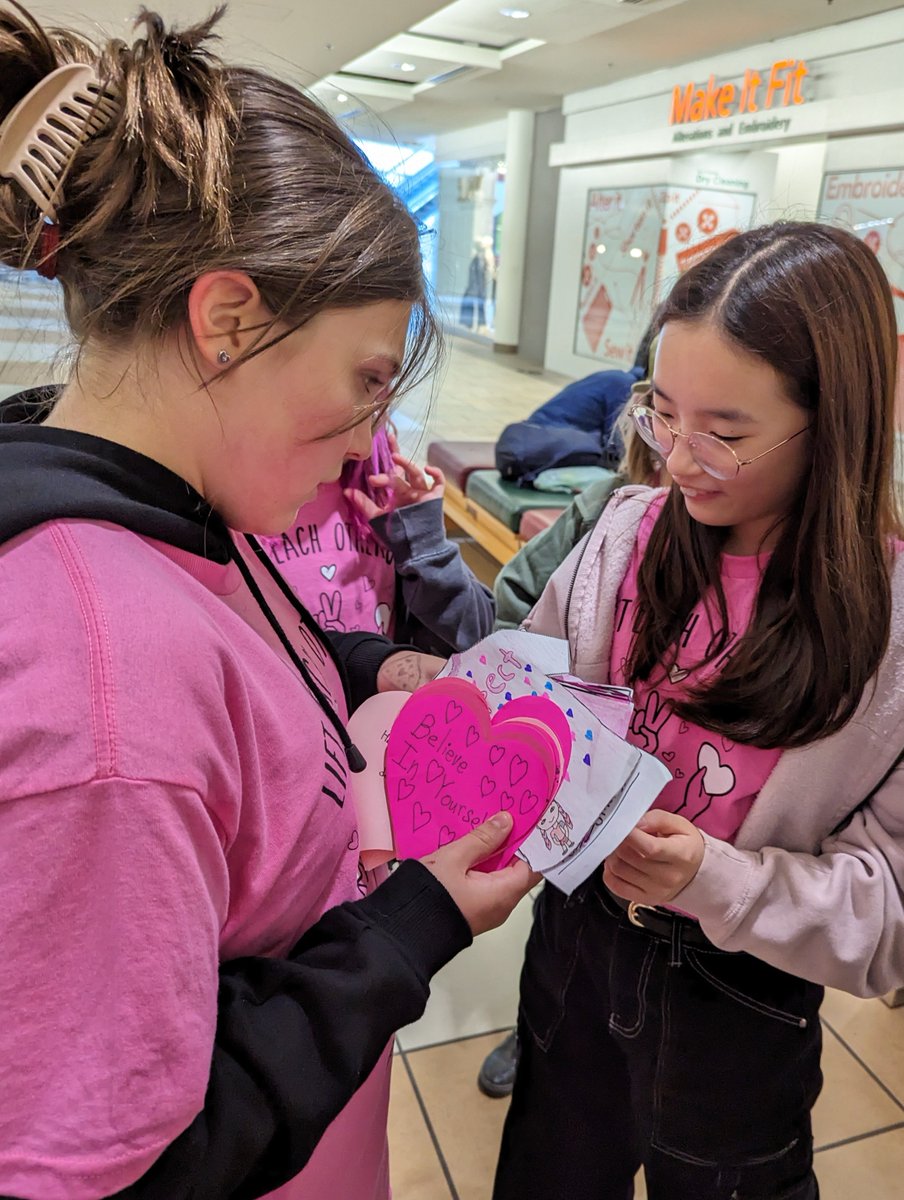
585, 730, 593, 741
531, 690, 538, 696
466, 670, 473, 678
525, 665, 532, 672
544, 681, 554, 691
583, 753, 591, 766
566, 708, 574, 718
505, 691, 512, 701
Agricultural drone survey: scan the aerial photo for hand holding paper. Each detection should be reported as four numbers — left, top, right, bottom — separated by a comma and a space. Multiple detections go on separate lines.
377, 649, 445, 693
419, 811, 541, 936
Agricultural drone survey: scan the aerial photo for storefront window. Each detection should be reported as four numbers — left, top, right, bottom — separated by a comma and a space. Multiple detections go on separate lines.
433, 156, 505, 340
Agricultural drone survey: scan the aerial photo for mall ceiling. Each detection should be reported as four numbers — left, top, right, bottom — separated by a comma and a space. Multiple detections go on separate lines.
25, 0, 904, 142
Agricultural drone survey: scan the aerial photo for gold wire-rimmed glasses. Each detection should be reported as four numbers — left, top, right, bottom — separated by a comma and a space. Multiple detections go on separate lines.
628, 391, 810, 482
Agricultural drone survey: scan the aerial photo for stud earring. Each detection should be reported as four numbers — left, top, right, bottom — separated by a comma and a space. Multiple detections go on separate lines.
217, 349, 231, 365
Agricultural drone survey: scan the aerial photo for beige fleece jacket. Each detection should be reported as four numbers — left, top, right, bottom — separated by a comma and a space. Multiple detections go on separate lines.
524, 486, 904, 998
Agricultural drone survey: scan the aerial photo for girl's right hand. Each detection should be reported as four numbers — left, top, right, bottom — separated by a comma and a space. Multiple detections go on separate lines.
420, 812, 540, 936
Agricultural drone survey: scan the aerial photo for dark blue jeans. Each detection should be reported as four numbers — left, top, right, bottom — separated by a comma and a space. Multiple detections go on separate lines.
493, 877, 824, 1200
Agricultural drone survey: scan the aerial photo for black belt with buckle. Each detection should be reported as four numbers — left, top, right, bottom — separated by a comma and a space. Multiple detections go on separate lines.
604, 888, 715, 950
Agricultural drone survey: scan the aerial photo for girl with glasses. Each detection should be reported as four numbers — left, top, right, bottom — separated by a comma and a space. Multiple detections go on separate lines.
493, 221, 904, 1200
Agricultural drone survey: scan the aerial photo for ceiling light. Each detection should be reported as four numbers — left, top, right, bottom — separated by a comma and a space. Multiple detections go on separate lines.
629, 247, 643, 259
336, 93, 349, 103
596, 243, 606, 254
397, 61, 417, 72
500, 7, 531, 17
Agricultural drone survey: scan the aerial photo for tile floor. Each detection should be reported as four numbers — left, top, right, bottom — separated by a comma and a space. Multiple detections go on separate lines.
389, 896, 904, 1199
3, 270, 903, 1199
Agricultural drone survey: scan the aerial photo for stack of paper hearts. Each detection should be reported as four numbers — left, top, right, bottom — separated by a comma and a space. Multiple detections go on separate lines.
344, 630, 672, 893
384, 677, 573, 872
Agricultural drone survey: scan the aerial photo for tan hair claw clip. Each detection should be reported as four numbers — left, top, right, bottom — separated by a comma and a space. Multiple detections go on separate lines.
0, 63, 119, 220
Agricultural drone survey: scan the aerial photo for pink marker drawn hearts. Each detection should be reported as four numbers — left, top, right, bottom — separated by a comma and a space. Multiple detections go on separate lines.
385, 678, 563, 872
495, 696, 572, 787
426, 760, 443, 784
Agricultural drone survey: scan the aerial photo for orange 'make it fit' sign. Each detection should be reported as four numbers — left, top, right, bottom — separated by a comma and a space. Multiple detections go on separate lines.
670, 59, 809, 126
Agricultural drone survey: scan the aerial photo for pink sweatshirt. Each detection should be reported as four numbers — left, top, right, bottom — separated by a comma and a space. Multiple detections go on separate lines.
0, 520, 386, 1199
610, 494, 780, 842
258, 481, 397, 638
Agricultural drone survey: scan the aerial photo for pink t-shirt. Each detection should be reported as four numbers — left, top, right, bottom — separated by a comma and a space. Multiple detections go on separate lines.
0, 521, 390, 1200
259, 481, 397, 639
610, 497, 781, 842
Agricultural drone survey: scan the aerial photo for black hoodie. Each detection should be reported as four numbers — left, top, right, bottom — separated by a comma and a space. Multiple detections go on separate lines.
0, 392, 471, 1200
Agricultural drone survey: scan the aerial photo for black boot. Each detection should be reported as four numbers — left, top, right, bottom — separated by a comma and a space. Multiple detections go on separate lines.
477, 1030, 520, 1098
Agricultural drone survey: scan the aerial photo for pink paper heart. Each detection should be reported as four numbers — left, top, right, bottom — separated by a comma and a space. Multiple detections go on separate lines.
495, 695, 572, 786
385, 678, 562, 871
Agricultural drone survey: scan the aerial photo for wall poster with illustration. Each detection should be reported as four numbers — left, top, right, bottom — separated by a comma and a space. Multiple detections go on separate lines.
818, 166, 904, 424
574, 183, 758, 369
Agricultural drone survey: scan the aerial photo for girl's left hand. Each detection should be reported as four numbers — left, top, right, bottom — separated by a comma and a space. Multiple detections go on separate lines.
376, 650, 446, 693
603, 809, 705, 905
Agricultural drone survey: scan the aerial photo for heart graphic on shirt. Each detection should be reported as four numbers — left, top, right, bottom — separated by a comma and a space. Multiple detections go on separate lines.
698, 743, 735, 797
320, 564, 337, 581
662, 751, 676, 762
347, 830, 360, 852
674, 769, 685, 780
721, 737, 735, 754
363, 577, 375, 592
678, 721, 690, 735
669, 664, 689, 684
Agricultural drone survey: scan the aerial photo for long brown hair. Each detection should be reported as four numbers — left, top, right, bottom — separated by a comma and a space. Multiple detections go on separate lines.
627, 222, 903, 748
0, 4, 440, 395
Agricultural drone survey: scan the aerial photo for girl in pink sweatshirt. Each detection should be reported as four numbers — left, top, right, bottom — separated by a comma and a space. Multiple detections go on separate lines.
0, 7, 536, 1199
494, 222, 904, 1200
259, 427, 494, 654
